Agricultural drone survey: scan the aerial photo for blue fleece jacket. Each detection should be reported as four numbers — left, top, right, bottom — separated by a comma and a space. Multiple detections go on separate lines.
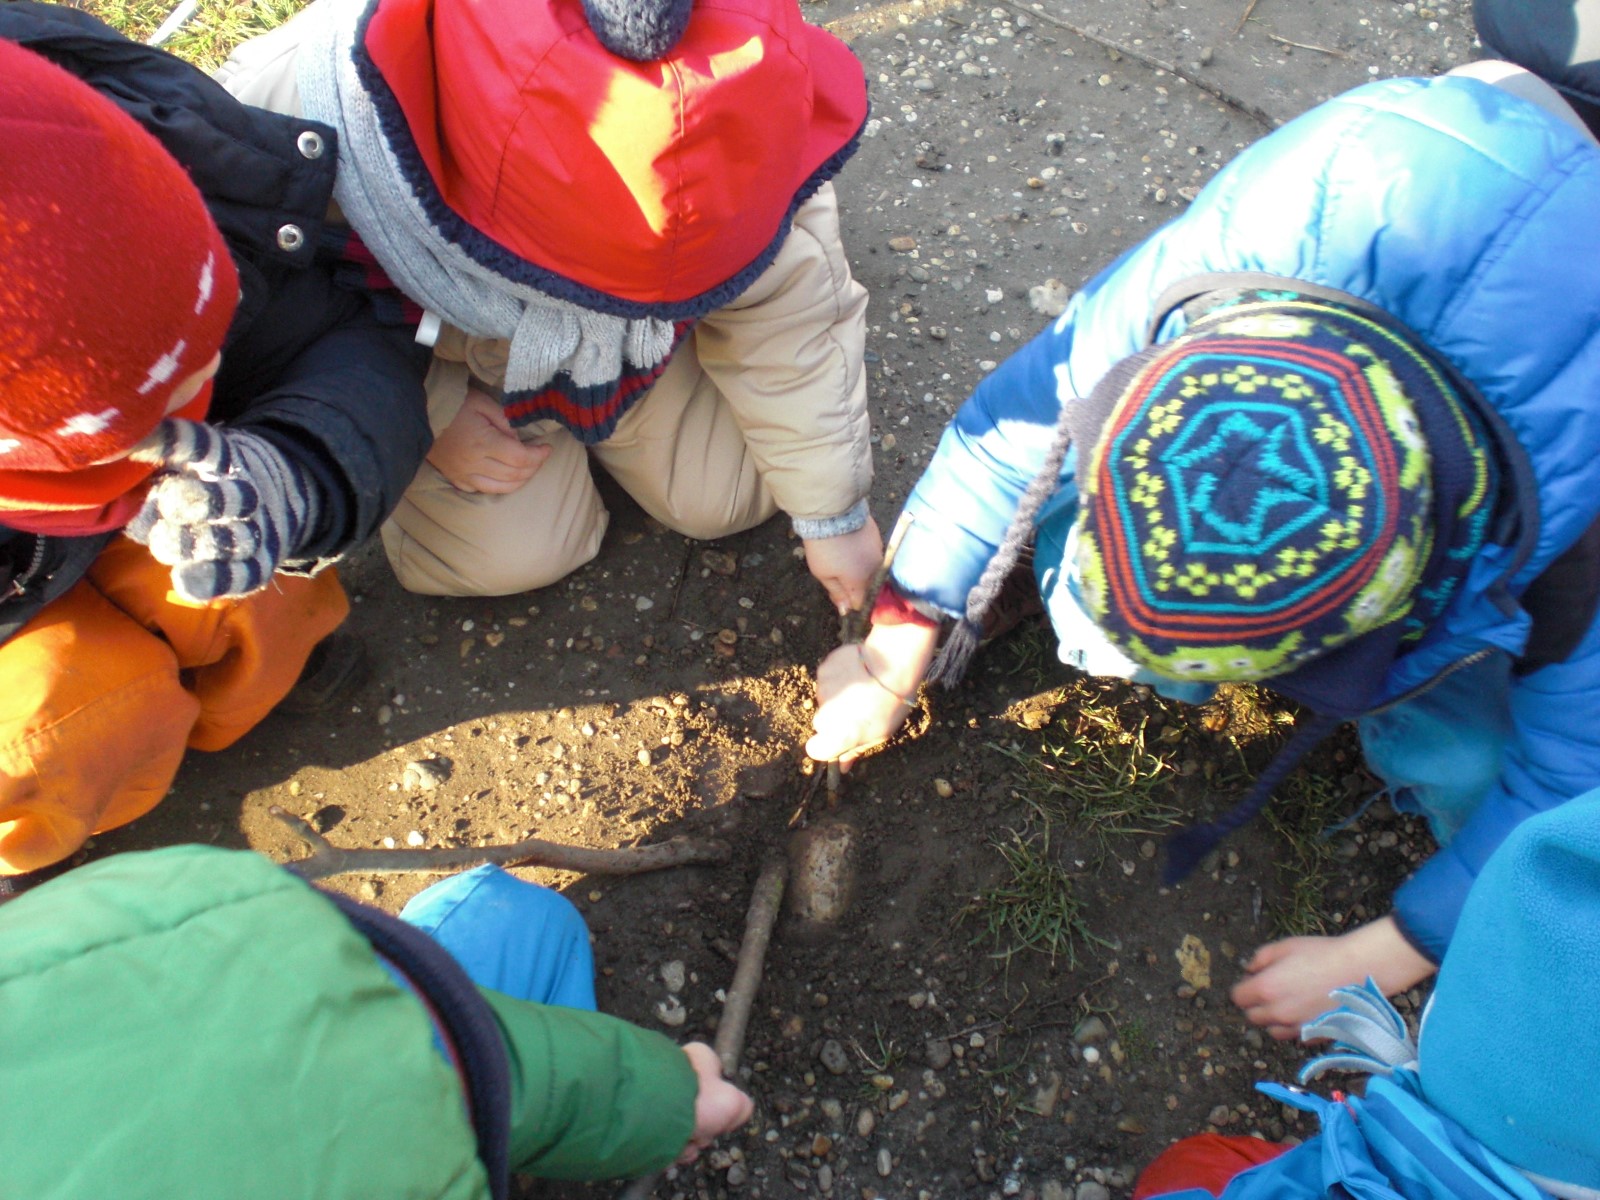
888, 75, 1600, 961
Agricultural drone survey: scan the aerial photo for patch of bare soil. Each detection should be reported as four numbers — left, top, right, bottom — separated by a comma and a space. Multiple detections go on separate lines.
98, 1, 1474, 1197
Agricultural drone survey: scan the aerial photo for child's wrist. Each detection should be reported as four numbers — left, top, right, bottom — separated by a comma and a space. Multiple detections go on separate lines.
856, 644, 919, 708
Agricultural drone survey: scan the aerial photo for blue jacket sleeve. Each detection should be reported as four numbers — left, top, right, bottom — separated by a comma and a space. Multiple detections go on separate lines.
889, 240, 1157, 615
1392, 609, 1600, 959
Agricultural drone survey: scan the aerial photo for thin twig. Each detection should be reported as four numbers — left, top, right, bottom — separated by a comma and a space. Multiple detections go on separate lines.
787, 767, 826, 830
1233, 0, 1259, 36
620, 857, 789, 1200
998, 0, 1280, 130
1263, 32, 1347, 57
842, 509, 917, 646
666, 542, 695, 622
270, 807, 731, 881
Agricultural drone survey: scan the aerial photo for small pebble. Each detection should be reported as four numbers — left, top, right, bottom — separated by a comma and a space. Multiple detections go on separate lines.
403, 758, 450, 791
661, 960, 687, 993
656, 997, 687, 1027
819, 1039, 850, 1075
1073, 1016, 1109, 1045
405, 830, 425, 847
876, 1148, 893, 1177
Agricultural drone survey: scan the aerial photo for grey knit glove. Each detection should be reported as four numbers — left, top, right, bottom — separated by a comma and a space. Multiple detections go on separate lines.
126, 420, 320, 602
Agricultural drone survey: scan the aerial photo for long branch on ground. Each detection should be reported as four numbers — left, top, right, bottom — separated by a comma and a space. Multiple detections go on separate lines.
270, 806, 732, 880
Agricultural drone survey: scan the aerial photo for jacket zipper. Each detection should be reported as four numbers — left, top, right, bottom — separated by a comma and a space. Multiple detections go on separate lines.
1361, 646, 1495, 717
6, 536, 46, 599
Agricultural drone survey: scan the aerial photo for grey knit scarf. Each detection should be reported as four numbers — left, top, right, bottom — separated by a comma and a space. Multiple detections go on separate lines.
296, 0, 676, 395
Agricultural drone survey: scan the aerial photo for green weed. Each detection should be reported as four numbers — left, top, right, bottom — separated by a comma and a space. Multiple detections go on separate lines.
848, 1022, 904, 1074
991, 712, 1186, 846
1115, 1016, 1153, 1065
1262, 761, 1352, 937
961, 830, 1108, 970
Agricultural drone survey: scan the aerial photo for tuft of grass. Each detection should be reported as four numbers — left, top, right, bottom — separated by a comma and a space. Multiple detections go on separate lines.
961, 830, 1108, 970
1115, 1015, 1153, 1065
991, 710, 1187, 847
995, 622, 1064, 693
848, 1022, 904, 1074
1262, 764, 1352, 937
84, 0, 308, 71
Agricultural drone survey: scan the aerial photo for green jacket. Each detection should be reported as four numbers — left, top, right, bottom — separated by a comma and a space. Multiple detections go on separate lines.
0, 846, 696, 1198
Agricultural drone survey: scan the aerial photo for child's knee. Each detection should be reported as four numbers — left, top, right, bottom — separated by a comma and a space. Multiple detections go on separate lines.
384, 509, 605, 597
383, 459, 608, 596
638, 468, 776, 542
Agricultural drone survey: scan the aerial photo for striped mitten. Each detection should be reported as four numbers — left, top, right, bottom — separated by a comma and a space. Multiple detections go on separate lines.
126, 420, 319, 601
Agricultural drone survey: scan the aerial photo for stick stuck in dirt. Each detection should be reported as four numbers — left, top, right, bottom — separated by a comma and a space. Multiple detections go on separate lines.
619, 856, 788, 1200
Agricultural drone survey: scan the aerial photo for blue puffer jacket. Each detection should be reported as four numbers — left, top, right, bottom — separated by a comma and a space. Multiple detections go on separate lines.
890, 75, 1600, 961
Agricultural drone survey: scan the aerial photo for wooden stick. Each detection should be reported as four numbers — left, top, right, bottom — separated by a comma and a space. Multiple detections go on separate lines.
841, 509, 916, 647
711, 856, 788, 1073
1263, 32, 1347, 57
1233, 0, 1259, 36
270, 807, 731, 881
619, 857, 789, 1200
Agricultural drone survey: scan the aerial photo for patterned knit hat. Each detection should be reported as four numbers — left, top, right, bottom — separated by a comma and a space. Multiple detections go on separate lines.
1069, 302, 1449, 684
928, 294, 1495, 883
0, 40, 236, 522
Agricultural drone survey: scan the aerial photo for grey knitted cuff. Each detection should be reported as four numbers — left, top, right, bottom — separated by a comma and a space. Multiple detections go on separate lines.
791, 498, 870, 541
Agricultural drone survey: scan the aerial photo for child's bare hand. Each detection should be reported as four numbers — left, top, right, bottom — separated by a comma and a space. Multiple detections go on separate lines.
428, 388, 551, 494
806, 624, 938, 769
677, 1042, 753, 1164
803, 517, 883, 614
1230, 916, 1436, 1040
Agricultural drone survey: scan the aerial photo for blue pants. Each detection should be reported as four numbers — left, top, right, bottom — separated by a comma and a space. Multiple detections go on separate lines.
399, 864, 597, 1010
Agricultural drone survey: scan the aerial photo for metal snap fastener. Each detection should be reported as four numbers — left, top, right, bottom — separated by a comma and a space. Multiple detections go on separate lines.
296, 130, 326, 159
276, 223, 306, 252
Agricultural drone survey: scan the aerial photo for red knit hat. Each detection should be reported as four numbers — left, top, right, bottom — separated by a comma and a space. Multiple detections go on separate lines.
0, 39, 237, 522
357, 0, 868, 316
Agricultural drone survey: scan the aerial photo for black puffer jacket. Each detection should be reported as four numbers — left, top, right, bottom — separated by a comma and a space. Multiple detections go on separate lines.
0, 2, 430, 639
